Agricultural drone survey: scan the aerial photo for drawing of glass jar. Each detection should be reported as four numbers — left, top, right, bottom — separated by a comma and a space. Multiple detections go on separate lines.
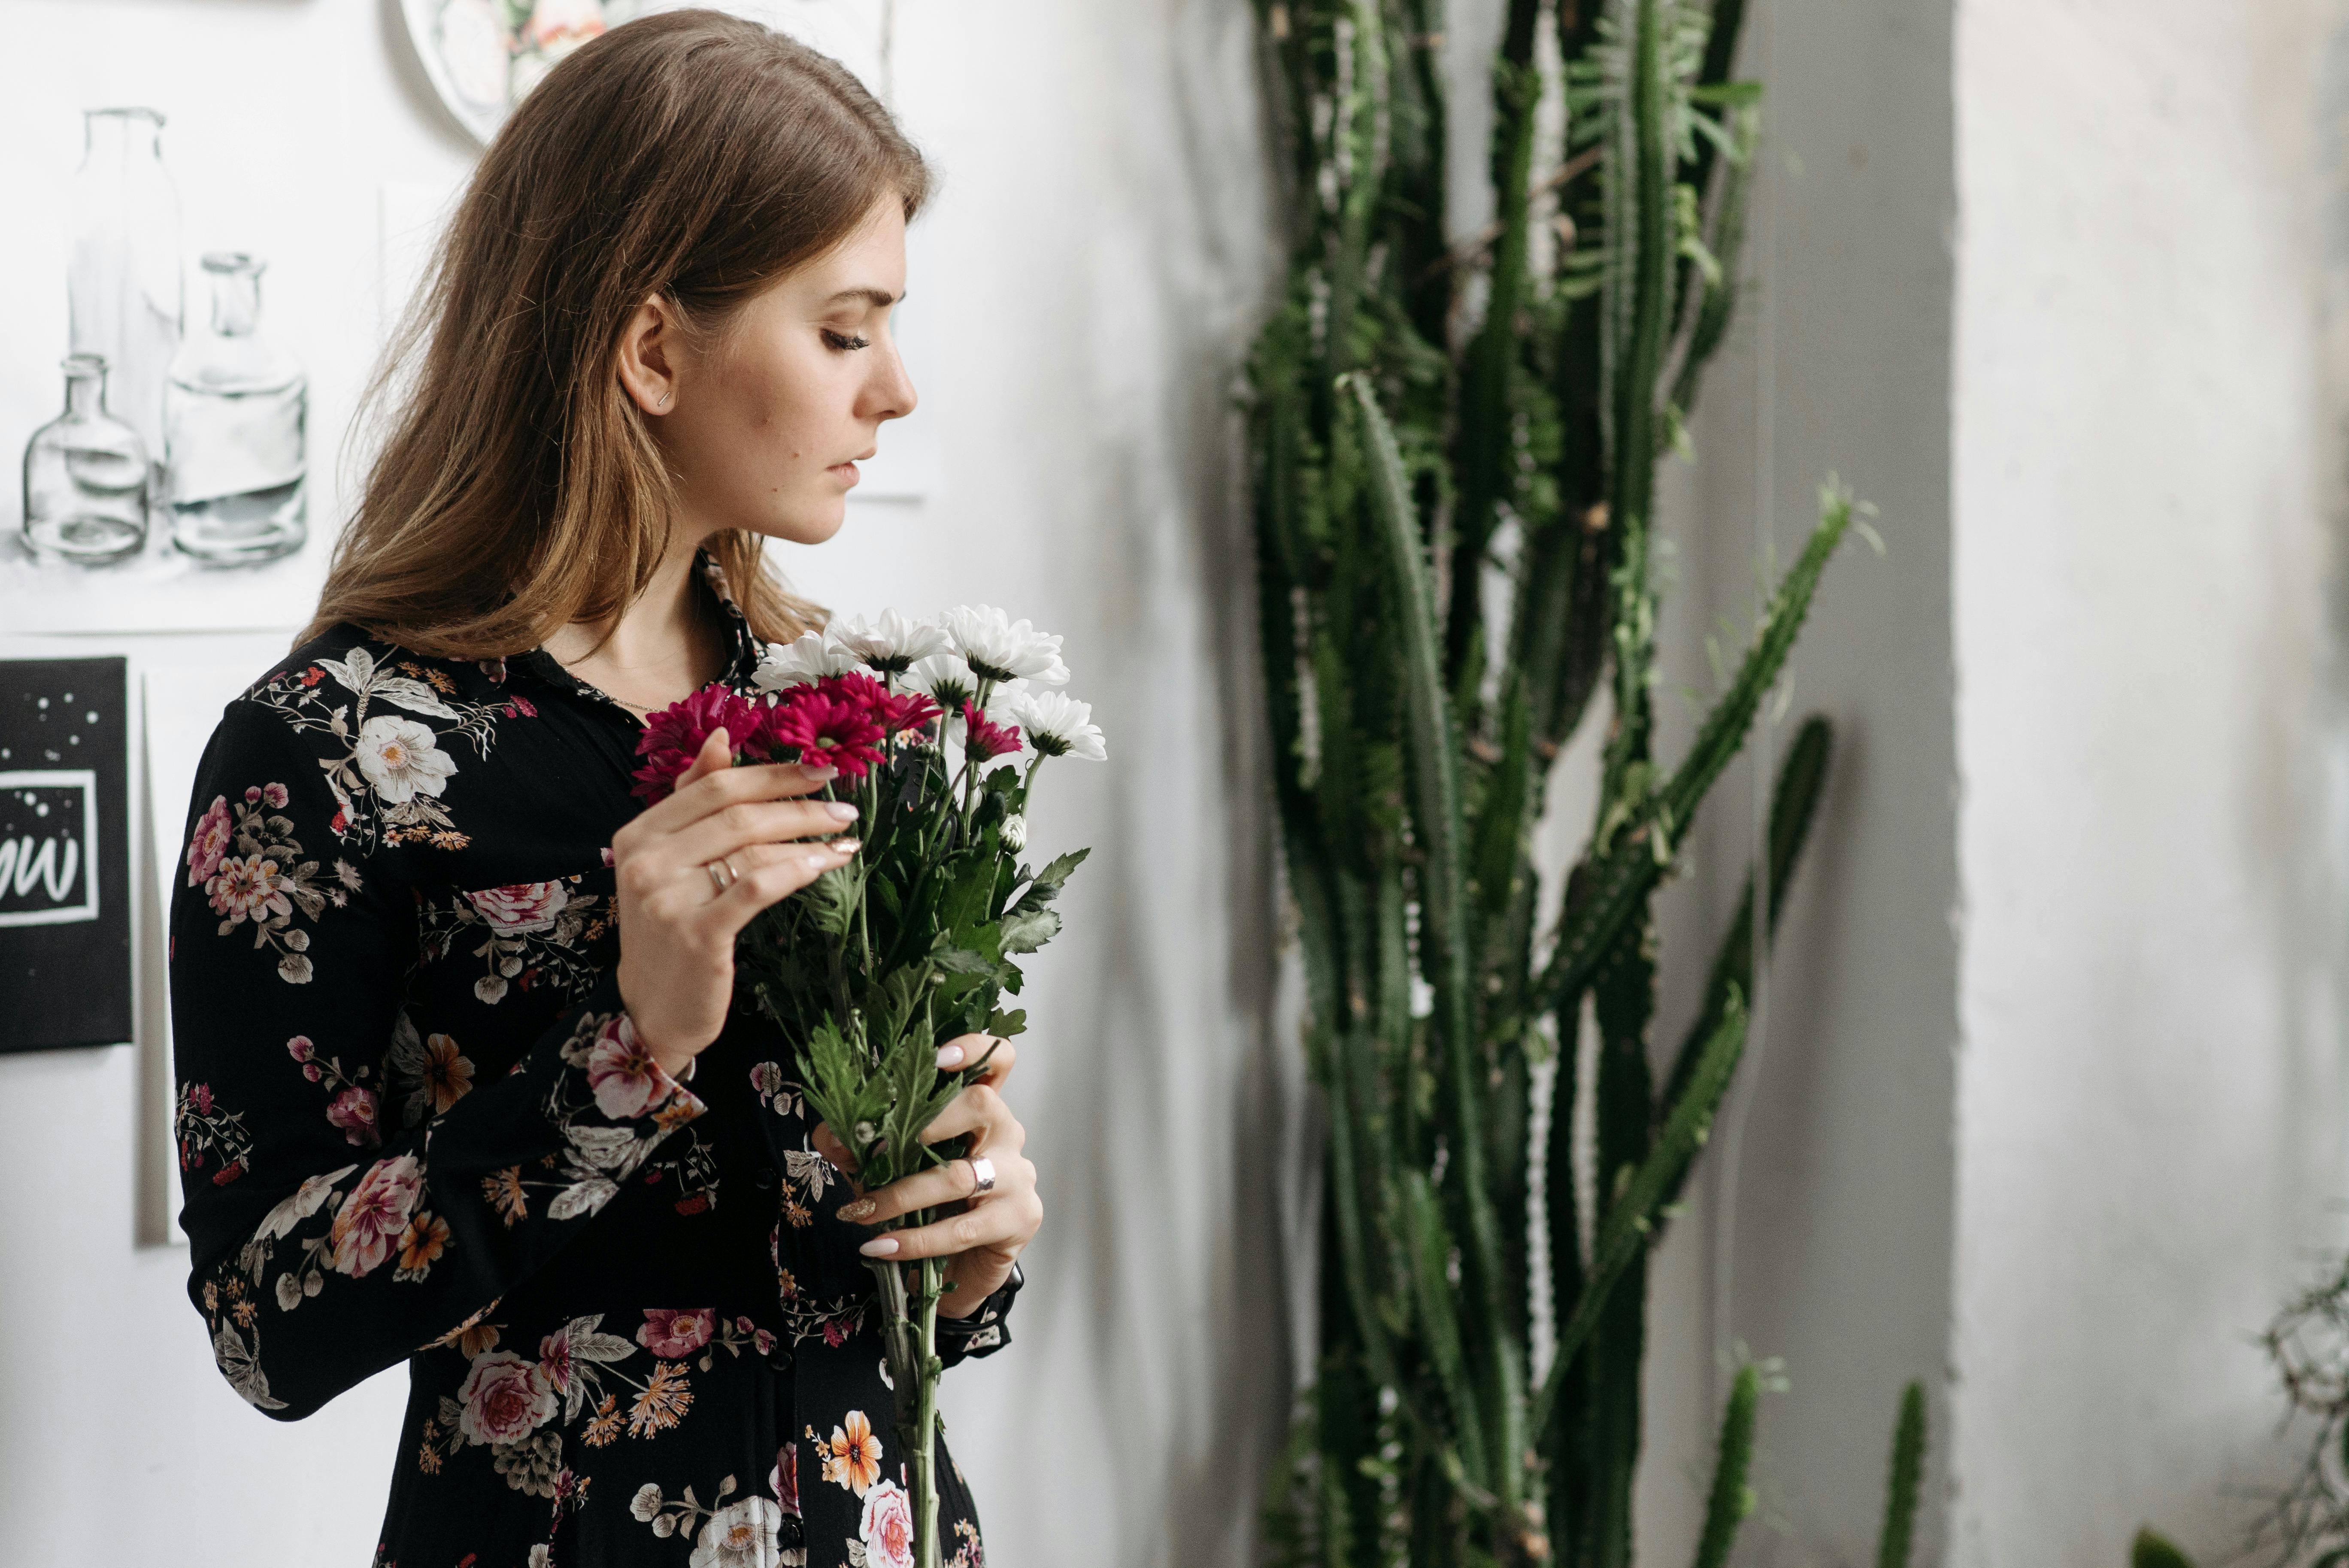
165, 252, 307, 566
70, 107, 183, 491
20, 354, 152, 566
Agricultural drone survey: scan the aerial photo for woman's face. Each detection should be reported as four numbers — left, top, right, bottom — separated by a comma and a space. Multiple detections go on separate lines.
634, 194, 916, 547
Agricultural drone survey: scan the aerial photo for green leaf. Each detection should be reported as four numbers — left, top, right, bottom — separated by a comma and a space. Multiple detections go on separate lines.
1000, 907, 1062, 955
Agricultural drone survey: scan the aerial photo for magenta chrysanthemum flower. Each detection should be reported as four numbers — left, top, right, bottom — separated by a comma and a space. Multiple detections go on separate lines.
882, 689, 943, 737
810, 669, 937, 739
959, 700, 1024, 763
764, 689, 887, 780
630, 685, 768, 803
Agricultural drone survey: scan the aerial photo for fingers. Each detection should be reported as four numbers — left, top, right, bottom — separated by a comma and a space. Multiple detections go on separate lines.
837, 1150, 1000, 1227
700, 835, 861, 939
619, 751, 838, 842
916, 1081, 1022, 1156
851, 1156, 1042, 1261
665, 796, 860, 869
932, 1032, 1015, 1089
812, 1121, 857, 1175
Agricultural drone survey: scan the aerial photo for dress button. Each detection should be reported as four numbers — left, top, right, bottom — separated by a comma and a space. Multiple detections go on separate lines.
754, 1165, 777, 1189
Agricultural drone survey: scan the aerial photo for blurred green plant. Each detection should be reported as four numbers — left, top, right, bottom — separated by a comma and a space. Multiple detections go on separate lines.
1243, 0, 1898, 1561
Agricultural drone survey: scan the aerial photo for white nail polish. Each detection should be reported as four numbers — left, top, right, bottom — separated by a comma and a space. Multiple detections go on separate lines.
826, 802, 860, 823
936, 1044, 965, 1069
806, 852, 829, 869
859, 1236, 900, 1257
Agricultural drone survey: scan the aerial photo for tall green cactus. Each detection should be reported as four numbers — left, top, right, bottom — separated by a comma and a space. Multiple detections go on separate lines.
1246, 1, 1864, 1562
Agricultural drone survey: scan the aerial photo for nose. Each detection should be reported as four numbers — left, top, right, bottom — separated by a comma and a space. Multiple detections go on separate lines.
862, 332, 918, 425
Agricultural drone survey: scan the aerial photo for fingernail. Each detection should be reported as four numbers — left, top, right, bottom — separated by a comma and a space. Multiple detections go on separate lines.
825, 802, 860, 823
935, 1044, 965, 1069
805, 852, 830, 869
837, 1197, 878, 1223
859, 1235, 899, 1257
834, 838, 861, 854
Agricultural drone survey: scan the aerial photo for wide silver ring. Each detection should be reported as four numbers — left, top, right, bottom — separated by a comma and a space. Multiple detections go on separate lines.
965, 1155, 997, 1197
705, 857, 738, 896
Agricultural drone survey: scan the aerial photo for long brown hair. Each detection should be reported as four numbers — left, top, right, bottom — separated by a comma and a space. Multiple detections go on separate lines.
304, 8, 929, 657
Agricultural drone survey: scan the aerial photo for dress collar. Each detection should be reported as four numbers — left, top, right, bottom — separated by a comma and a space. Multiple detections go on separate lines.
510, 546, 768, 718
696, 547, 768, 687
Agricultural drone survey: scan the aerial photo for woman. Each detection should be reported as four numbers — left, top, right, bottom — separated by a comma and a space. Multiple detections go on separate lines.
167, 13, 1040, 1566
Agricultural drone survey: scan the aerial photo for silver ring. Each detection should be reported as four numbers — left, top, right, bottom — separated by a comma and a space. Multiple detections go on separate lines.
705, 857, 737, 896
965, 1155, 996, 1197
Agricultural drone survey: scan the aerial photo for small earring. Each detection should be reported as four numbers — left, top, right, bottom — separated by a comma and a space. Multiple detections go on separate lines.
658, 390, 671, 408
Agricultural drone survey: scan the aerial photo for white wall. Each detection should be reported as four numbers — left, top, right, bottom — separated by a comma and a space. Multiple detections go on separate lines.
1950, 1, 2349, 1561
0, 2, 1287, 1563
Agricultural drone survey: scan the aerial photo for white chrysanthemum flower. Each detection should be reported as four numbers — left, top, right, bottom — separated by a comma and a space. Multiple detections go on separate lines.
826, 609, 950, 675
940, 605, 1070, 687
1004, 689, 1107, 762
902, 654, 979, 713
1000, 813, 1027, 853
752, 630, 855, 690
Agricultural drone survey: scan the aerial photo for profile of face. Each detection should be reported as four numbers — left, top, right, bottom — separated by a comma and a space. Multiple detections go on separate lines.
618, 193, 917, 548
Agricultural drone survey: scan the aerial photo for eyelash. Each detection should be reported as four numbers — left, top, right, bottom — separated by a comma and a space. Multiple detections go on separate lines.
822, 330, 870, 352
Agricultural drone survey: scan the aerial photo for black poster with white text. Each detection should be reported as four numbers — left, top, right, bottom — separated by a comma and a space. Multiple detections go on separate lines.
0, 657, 130, 1052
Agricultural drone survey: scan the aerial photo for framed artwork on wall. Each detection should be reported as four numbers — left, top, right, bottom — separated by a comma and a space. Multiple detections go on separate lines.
0, 656, 131, 1053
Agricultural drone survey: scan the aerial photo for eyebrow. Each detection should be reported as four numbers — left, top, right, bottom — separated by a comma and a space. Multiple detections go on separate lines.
824, 288, 900, 308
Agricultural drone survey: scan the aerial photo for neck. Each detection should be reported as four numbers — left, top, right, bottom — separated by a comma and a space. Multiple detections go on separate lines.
545, 527, 725, 710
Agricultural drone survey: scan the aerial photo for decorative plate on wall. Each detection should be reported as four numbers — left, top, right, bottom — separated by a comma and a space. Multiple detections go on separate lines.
399, 0, 643, 144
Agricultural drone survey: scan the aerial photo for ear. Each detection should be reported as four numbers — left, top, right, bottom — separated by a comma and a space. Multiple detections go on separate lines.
616, 294, 682, 416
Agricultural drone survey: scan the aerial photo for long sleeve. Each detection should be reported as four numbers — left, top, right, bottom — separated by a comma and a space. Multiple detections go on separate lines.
170, 693, 703, 1420
934, 1264, 1021, 1367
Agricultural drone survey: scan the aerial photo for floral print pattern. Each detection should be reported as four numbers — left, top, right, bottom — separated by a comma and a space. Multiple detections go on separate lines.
170, 561, 1013, 1568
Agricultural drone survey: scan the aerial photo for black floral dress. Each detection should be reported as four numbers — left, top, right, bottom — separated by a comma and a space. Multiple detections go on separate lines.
168, 557, 1013, 1568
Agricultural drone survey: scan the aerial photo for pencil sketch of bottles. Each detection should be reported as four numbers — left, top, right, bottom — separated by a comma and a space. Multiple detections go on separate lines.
69, 107, 182, 492
21, 355, 152, 567
164, 253, 306, 566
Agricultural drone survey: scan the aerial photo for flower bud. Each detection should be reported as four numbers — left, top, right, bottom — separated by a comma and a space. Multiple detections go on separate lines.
1001, 813, 1027, 853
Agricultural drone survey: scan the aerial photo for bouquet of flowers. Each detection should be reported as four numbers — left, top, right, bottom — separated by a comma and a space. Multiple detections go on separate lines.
631, 605, 1103, 1568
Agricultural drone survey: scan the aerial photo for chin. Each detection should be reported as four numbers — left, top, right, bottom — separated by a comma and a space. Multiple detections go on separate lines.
759, 499, 847, 546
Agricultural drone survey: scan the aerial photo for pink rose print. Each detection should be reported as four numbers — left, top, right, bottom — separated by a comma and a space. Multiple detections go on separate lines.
455, 1350, 557, 1446
585, 1014, 669, 1119
328, 1154, 421, 1277
538, 1329, 572, 1394
635, 1308, 715, 1359
287, 1035, 315, 1061
185, 796, 232, 887
772, 1441, 800, 1517
244, 785, 262, 804
188, 1083, 213, 1116
261, 782, 289, 808
326, 1086, 382, 1147
467, 880, 570, 935
860, 1480, 916, 1568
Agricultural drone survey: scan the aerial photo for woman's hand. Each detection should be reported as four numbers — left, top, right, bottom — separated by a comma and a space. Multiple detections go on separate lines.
611, 728, 860, 1079
814, 1035, 1043, 1319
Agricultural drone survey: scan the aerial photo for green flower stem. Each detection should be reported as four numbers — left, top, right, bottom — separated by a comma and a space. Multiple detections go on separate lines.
916, 1252, 944, 1568
866, 1235, 946, 1568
